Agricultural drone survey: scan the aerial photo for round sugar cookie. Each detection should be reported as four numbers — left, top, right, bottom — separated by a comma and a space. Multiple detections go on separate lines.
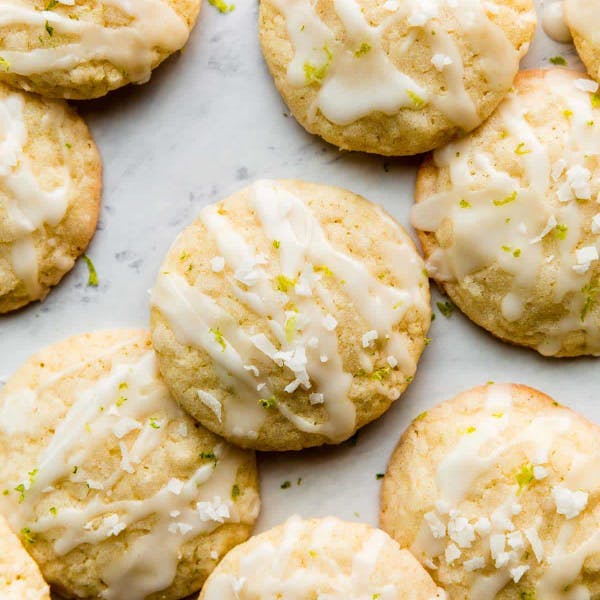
0, 0, 202, 100
0, 83, 101, 313
258, 0, 536, 156
150, 179, 431, 451
412, 69, 600, 357
564, 2, 600, 83
199, 515, 446, 600
0, 514, 50, 600
380, 383, 600, 600
0, 330, 260, 600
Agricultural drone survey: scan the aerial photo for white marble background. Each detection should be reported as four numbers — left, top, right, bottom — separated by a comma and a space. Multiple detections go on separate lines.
0, 0, 594, 546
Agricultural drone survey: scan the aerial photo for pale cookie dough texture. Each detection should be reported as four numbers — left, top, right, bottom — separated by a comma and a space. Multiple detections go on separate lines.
0, 0, 202, 100
564, 1, 600, 83
259, 0, 536, 156
412, 69, 600, 357
0, 330, 260, 600
0, 83, 101, 313
151, 179, 431, 451
0, 514, 50, 600
380, 383, 600, 600
199, 515, 446, 600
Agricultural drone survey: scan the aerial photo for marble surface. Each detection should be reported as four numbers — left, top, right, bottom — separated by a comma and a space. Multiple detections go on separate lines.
0, 0, 595, 558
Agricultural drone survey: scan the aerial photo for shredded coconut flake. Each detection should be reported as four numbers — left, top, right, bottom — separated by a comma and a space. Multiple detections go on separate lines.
362, 330, 378, 348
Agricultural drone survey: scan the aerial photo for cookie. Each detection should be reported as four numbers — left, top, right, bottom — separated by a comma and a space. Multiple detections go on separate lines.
412, 69, 600, 357
0, 514, 50, 600
258, 0, 536, 156
0, 83, 101, 313
0, 330, 260, 600
380, 383, 600, 600
150, 179, 431, 451
199, 515, 445, 600
0, 0, 202, 100
564, 2, 600, 82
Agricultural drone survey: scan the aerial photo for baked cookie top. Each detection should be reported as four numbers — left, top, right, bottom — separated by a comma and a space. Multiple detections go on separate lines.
0, 330, 260, 600
0, 82, 101, 313
259, 0, 536, 156
380, 383, 600, 600
199, 515, 445, 600
565, 1, 600, 83
0, 514, 50, 600
0, 0, 201, 99
151, 179, 431, 451
412, 69, 600, 357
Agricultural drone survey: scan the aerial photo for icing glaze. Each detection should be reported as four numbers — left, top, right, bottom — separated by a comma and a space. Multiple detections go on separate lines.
542, 1, 572, 43
151, 179, 429, 444
269, 0, 524, 129
0, 91, 71, 296
411, 70, 600, 356
0, 341, 256, 600
0, 0, 189, 85
410, 385, 600, 599
202, 516, 422, 599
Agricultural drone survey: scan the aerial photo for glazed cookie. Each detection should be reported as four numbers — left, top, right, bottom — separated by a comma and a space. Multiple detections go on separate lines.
259, 0, 536, 156
151, 179, 431, 451
0, 83, 101, 313
0, 0, 201, 100
199, 515, 445, 599
0, 514, 50, 600
412, 69, 600, 357
0, 330, 260, 600
380, 383, 600, 600
564, 2, 600, 82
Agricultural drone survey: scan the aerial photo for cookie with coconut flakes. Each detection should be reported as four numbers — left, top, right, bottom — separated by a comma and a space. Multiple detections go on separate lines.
150, 179, 431, 451
0, 0, 201, 100
0, 330, 260, 600
412, 69, 600, 357
564, 2, 600, 84
0, 514, 50, 600
258, 0, 536, 156
0, 82, 101, 313
380, 383, 600, 600
199, 515, 445, 600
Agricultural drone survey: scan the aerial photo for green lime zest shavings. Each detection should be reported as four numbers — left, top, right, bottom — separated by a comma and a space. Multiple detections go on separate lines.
520, 592, 536, 600
354, 42, 371, 57
0, 57, 10, 72
415, 410, 427, 421
149, 417, 160, 429
375, 473, 384, 480
437, 300, 454, 318
493, 191, 518, 206
45, 0, 58, 8
285, 315, 297, 342
314, 264, 333, 277
259, 396, 277, 409
555, 223, 568, 240
21, 527, 35, 544
516, 463, 535, 494
280, 480, 291, 489
231, 484, 240, 500
407, 89, 427, 110
208, 0, 235, 13
371, 366, 391, 381
303, 45, 333, 84
592, 93, 600, 109
515, 142, 531, 155
272, 240, 281, 249
513, 248, 521, 258
459, 199, 471, 208
49, 506, 57, 516
276, 274, 296, 292
82, 254, 98, 286
549, 56, 567, 66
209, 327, 226, 351
14, 483, 25, 503
45, 20, 54, 36
581, 278, 599, 321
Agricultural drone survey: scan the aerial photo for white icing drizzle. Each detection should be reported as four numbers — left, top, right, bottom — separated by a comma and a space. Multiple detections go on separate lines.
270, 0, 522, 130
202, 516, 399, 599
410, 385, 600, 598
0, 91, 71, 297
544, 1, 573, 44
0, 0, 189, 84
0, 345, 254, 600
151, 180, 428, 444
411, 70, 600, 356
